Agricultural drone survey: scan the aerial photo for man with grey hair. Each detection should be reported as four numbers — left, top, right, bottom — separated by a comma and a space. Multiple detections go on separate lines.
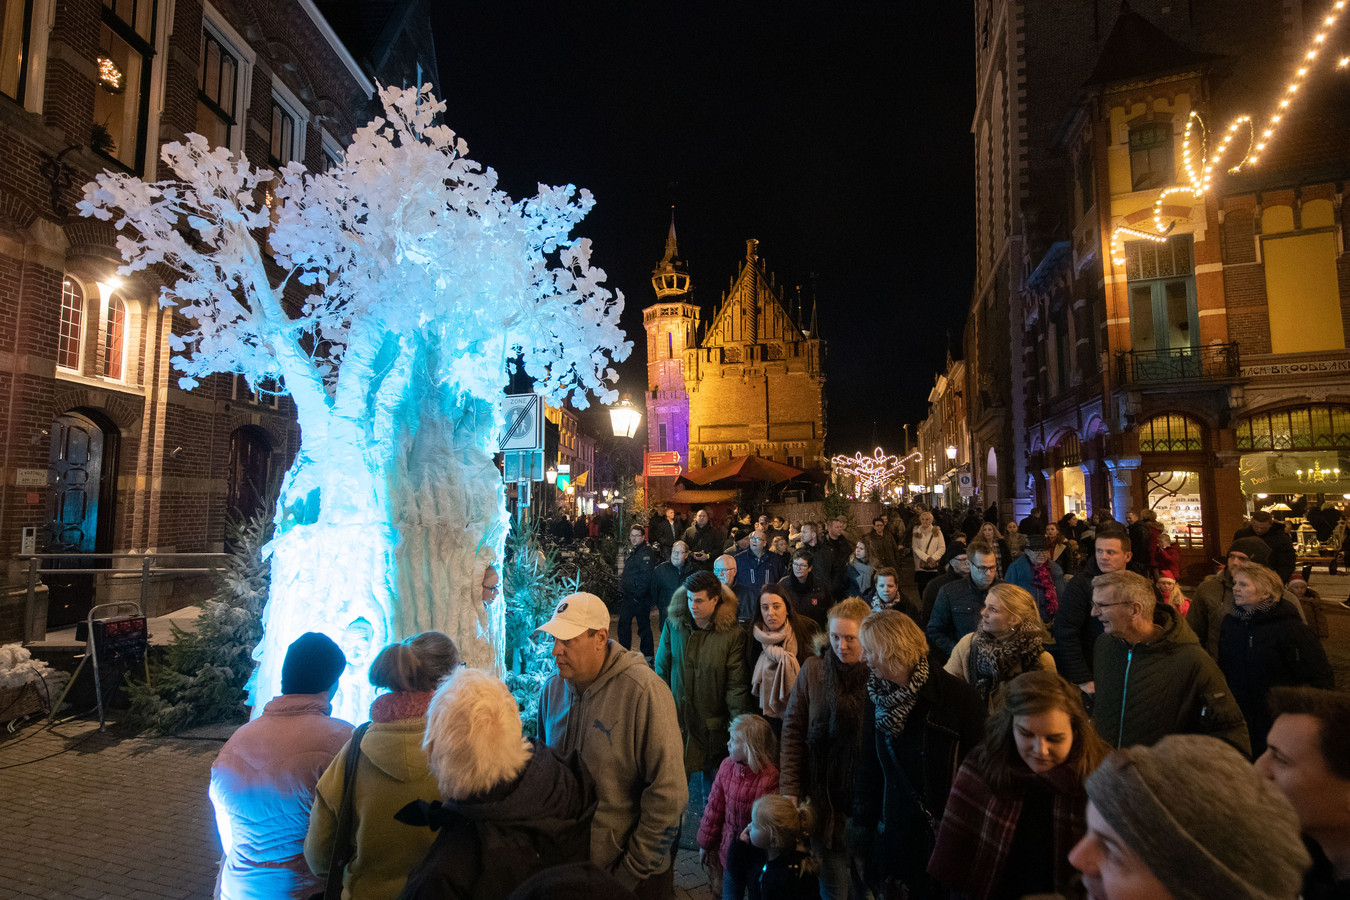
1089, 570, 1248, 753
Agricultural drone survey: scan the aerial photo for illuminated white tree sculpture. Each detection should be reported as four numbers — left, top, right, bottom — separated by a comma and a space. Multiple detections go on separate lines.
79, 86, 630, 722
831, 447, 922, 499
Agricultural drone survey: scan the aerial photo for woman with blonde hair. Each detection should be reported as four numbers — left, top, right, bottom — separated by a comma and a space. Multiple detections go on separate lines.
945, 583, 1056, 710
1218, 560, 1333, 756
306, 632, 459, 898
852, 611, 985, 899
929, 671, 1109, 899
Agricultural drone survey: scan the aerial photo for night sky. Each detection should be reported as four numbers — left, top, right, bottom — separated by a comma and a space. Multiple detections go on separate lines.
431, 2, 976, 454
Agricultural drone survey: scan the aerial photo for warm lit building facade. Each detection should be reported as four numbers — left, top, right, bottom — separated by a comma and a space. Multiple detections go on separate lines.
919, 356, 970, 508
0, 0, 436, 642
643, 228, 827, 501
1006, 1, 1350, 579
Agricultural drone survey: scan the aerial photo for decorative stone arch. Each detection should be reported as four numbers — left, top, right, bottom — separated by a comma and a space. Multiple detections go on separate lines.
50, 387, 144, 435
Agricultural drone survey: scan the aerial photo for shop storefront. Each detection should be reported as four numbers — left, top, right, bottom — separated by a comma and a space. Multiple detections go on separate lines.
1238, 405, 1350, 553
1137, 413, 1211, 573
1048, 433, 1088, 521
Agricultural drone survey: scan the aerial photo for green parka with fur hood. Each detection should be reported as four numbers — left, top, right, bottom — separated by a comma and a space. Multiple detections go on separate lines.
655, 582, 752, 775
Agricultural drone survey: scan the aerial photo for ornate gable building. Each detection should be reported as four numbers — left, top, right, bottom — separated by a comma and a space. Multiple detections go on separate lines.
644, 227, 826, 479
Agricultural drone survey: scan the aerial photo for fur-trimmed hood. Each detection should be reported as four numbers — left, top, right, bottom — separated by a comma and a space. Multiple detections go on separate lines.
668, 582, 741, 633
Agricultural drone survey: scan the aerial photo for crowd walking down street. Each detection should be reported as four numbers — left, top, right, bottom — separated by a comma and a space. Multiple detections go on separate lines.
6, 501, 1350, 899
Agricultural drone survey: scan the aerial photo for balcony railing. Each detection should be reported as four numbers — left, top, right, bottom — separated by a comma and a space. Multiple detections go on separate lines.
1115, 342, 1241, 385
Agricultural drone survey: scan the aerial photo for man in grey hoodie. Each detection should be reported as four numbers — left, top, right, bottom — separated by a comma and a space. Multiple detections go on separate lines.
537, 592, 688, 898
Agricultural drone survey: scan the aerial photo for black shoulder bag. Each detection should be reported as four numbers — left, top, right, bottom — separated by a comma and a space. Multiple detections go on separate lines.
314, 722, 370, 900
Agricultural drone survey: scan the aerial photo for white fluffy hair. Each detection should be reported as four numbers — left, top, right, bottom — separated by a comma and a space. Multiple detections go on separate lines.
422, 667, 531, 800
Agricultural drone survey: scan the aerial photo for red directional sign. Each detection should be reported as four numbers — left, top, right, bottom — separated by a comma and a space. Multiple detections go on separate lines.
644, 451, 679, 465
646, 465, 681, 477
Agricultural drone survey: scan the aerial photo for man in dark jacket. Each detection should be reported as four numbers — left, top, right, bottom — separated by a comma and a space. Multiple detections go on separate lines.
617, 525, 659, 658
1053, 524, 1132, 693
651, 507, 684, 558
920, 549, 970, 628
681, 508, 724, 571
1235, 510, 1298, 583
1018, 506, 1047, 537
1257, 687, 1350, 900
821, 517, 853, 598
778, 549, 832, 629
651, 541, 693, 642
654, 571, 752, 780
713, 554, 756, 623
1089, 570, 1249, 754
925, 540, 999, 659
733, 531, 783, 595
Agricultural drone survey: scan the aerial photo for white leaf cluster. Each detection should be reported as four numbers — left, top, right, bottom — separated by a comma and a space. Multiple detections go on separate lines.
78, 84, 630, 409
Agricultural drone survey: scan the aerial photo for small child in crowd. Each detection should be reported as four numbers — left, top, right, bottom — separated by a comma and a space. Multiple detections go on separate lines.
697, 714, 780, 900
743, 795, 820, 900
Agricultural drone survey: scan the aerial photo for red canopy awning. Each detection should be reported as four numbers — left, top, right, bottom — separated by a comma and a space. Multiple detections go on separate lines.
679, 455, 808, 486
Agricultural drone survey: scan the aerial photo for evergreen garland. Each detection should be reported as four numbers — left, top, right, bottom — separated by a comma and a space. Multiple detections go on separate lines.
120, 508, 271, 734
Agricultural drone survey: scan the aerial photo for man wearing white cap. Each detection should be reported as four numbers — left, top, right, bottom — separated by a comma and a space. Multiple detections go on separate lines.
536, 592, 688, 898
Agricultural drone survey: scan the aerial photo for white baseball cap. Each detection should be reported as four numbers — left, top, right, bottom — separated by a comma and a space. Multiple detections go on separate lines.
536, 592, 611, 640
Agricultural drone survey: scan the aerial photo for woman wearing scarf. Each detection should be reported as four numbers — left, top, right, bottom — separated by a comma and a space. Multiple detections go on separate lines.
1217, 561, 1333, 756
306, 632, 460, 898
1043, 521, 1077, 574
745, 584, 818, 732
929, 671, 1110, 900
945, 583, 1056, 711
779, 597, 871, 900
846, 540, 876, 599
851, 610, 985, 900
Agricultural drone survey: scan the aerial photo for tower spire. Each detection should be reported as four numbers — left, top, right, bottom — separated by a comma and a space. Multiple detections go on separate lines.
651, 207, 691, 299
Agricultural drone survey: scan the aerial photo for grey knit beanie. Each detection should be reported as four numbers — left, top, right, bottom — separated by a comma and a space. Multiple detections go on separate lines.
1085, 735, 1309, 900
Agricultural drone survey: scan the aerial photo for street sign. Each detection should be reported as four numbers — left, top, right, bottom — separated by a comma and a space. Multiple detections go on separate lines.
503, 450, 546, 483
647, 466, 681, 477
957, 471, 975, 498
499, 393, 544, 452
644, 451, 679, 466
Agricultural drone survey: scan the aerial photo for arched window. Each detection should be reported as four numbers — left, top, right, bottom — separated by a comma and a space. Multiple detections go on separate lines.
1138, 414, 1203, 452
58, 277, 84, 371
103, 297, 126, 379
1237, 406, 1350, 451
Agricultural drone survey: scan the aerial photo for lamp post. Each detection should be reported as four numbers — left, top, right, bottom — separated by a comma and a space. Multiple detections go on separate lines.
945, 445, 957, 509
608, 394, 643, 541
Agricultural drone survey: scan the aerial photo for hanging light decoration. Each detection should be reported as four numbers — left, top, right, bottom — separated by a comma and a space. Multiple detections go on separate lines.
831, 447, 923, 497
97, 55, 125, 94
1111, 0, 1348, 266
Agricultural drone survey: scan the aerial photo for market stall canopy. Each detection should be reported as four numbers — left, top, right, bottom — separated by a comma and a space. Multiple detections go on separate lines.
666, 488, 740, 504
679, 455, 809, 486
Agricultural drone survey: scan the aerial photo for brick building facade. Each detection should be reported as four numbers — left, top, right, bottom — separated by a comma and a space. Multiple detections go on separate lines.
995, 0, 1350, 580
0, 0, 435, 642
642, 231, 826, 488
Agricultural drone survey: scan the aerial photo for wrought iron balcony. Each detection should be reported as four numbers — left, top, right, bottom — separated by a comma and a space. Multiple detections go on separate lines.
1115, 342, 1241, 385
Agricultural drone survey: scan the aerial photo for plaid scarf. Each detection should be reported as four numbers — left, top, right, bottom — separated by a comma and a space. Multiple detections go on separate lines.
967, 623, 1046, 705
868, 655, 930, 736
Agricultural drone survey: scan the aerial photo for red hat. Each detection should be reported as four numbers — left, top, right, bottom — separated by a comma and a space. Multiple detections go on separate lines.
1157, 569, 1179, 582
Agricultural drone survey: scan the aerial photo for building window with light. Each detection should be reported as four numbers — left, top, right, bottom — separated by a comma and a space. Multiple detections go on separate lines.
58, 277, 85, 371
268, 98, 295, 167
1125, 234, 1195, 354
1128, 120, 1174, 191
103, 296, 126, 379
0, 0, 34, 102
197, 31, 238, 149
94, 0, 156, 172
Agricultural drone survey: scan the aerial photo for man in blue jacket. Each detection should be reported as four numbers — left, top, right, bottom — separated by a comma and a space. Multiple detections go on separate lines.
734, 531, 783, 594
925, 540, 1000, 661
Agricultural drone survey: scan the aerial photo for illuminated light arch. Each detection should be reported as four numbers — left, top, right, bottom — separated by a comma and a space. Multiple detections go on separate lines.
1110, 0, 1348, 266
831, 447, 923, 498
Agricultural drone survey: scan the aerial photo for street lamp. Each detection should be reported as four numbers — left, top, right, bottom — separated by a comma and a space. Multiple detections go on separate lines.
546, 466, 558, 486
946, 445, 957, 461
608, 394, 643, 540
609, 395, 643, 440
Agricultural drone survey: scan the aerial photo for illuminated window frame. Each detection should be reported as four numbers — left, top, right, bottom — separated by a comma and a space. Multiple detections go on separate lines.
1138, 413, 1204, 453
1237, 406, 1350, 452
196, 6, 253, 156
268, 77, 308, 169
58, 277, 86, 371
103, 296, 126, 380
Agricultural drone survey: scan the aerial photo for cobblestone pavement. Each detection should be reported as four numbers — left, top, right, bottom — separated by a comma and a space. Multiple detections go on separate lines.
0, 714, 716, 900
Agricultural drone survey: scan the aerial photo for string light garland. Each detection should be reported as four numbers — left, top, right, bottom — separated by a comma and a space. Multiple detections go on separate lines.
1110, 0, 1347, 266
831, 447, 922, 498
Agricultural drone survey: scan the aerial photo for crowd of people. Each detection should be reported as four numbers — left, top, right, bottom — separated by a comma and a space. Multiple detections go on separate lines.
207, 498, 1350, 900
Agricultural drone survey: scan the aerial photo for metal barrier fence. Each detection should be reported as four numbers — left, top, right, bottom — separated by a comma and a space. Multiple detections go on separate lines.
19, 551, 229, 643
